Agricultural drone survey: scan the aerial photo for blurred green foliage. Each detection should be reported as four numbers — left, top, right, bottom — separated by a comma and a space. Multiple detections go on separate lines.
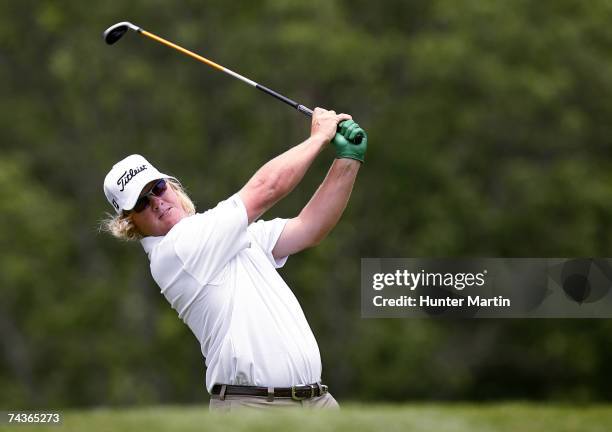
5, 404, 612, 432
2, 0, 612, 408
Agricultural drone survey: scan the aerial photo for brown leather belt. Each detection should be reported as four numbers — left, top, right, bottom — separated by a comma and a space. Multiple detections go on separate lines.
211, 383, 328, 401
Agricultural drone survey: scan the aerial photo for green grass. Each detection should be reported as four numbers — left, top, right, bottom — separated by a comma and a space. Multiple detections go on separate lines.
2, 403, 611, 432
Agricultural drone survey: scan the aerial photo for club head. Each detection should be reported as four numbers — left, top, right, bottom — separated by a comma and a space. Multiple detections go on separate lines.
103, 21, 141, 45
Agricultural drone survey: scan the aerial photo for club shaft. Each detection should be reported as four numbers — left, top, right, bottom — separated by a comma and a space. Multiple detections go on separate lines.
140, 30, 313, 117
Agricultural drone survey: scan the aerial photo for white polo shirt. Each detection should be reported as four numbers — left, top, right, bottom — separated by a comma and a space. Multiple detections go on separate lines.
140, 194, 322, 392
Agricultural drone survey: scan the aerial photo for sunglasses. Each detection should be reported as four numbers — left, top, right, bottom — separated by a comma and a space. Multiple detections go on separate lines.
132, 179, 168, 213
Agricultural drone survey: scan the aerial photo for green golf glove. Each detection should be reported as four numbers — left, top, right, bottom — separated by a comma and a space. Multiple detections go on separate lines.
332, 120, 368, 163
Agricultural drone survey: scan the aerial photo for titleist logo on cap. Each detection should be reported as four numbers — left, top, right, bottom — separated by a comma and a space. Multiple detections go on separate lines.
117, 165, 147, 192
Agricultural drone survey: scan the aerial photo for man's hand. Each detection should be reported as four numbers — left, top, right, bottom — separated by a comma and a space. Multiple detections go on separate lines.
310, 108, 352, 143
332, 120, 368, 163
239, 108, 350, 223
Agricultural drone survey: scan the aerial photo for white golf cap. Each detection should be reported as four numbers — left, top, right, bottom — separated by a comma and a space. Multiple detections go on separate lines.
103, 154, 174, 213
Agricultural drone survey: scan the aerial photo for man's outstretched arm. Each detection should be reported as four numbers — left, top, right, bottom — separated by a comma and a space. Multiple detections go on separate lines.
239, 108, 351, 224
272, 158, 361, 259
272, 120, 368, 259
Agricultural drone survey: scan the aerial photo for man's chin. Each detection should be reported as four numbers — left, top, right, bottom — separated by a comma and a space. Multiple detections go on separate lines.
162, 216, 183, 234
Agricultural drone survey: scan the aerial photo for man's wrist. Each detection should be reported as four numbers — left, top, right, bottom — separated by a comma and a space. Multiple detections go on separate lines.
333, 157, 362, 170
308, 134, 330, 150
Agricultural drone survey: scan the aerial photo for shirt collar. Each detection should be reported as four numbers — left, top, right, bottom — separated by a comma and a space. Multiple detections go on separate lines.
140, 236, 163, 259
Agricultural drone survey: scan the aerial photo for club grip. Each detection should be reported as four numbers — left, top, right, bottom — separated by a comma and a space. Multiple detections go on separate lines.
337, 122, 364, 145
301, 106, 363, 144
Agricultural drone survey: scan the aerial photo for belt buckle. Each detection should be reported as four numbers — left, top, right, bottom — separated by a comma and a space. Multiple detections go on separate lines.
291, 385, 315, 401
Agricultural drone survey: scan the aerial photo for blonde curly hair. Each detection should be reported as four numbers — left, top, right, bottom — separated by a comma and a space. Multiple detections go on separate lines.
100, 179, 196, 241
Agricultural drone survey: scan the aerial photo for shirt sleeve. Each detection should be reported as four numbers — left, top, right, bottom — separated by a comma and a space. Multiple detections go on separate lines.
173, 193, 250, 285
247, 218, 290, 268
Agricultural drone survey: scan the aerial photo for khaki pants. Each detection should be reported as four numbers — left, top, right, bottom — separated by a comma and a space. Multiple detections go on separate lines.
209, 392, 340, 412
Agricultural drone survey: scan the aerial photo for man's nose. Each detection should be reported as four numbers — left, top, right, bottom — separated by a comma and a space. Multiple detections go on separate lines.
149, 195, 163, 210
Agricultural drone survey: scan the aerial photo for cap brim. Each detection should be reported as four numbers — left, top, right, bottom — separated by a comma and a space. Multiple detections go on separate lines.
122, 173, 176, 212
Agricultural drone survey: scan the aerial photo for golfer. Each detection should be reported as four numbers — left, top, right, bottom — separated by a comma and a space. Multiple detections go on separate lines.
102, 108, 367, 411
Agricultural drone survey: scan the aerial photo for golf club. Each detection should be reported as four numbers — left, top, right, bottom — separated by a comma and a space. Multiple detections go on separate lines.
103, 21, 363, 144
